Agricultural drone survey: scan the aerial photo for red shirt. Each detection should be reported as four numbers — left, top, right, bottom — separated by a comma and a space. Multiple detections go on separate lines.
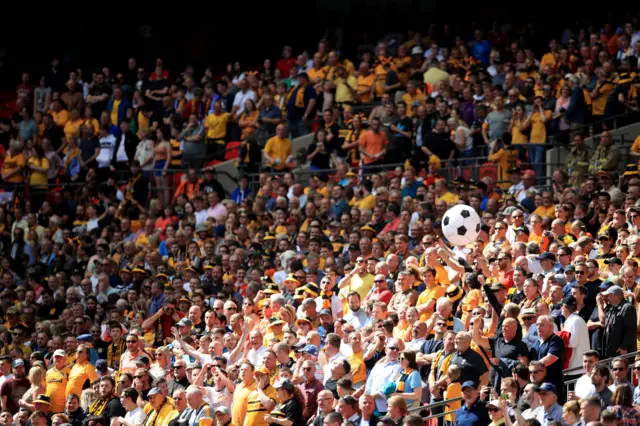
276, 58, 296, 78
498, 269, 514, 290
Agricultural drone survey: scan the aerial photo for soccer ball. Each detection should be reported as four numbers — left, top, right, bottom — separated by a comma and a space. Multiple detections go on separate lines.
441, 204, 481, 246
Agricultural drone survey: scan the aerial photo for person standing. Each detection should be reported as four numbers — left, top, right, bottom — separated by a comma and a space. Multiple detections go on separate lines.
0, 359, 30, 413
45, 350, 69, 413
599, 285, 637, 358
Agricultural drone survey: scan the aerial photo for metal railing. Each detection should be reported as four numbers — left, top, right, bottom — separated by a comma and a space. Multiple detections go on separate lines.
562, 350, 640, 394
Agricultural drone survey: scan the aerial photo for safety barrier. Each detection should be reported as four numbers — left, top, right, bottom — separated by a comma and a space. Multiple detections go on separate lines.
562, 350, 640, 395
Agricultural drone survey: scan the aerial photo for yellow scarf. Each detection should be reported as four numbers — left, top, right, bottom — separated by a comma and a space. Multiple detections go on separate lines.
433, 350, 453, 381
89, 396, 113, 416
287, 83, 309, 108
320, 291, 333, 310
395, 368, 415, 392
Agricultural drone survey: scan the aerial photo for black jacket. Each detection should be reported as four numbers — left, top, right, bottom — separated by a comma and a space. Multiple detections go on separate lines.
603, 300, 637, 357
112, 131, 139, 165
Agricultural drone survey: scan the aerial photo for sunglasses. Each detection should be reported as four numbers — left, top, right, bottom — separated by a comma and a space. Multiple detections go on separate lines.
356, 260, 364, 263
227, 307, 237, 311
436, 322, 447, 326
399, 357, 406, 361
12, 332, 23, 337
575, 271, 586, 275
126, 340, 137, 344
134, 375, 146, 379
488, 407, 500, 412
387, 347, 399, 351
522, 317, 535, 321
512, 215, 523, 218
374, 280, 385, 283
612, 367, 626, 372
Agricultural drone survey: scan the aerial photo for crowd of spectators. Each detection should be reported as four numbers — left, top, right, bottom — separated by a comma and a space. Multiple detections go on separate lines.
0, 17, 640, 426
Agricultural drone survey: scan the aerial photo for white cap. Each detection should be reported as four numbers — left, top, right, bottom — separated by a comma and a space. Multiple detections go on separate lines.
53, 349, 66, 358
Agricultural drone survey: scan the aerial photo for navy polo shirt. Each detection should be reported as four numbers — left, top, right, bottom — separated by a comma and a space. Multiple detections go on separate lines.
532, 333, 564, 388
456, 398, 491, 426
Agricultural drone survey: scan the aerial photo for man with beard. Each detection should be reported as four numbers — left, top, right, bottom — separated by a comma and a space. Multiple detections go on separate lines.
65, 394, 86, 426
0, 359, 30, 413
88, 376, 126, 421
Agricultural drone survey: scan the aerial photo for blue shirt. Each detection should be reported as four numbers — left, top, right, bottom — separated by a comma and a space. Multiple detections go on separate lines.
231, 187, 252, 204
401, 180, 423, 198
531, 403, 563, 426
149, 293, 165, 315
331, 199, 349, 219
456, 399, 491, 426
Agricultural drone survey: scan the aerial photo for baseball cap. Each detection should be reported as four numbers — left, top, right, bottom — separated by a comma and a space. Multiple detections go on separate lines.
296, 345, 318, 356
487, 399, 502, 409
461, 381, 477, 390
564, 265, 575, 272
147, 387, 163, 397
96, 359, 108, 372
215, 406, 231, 415
605, 257, 623, 266
602, 285, 624, 296
489, 283, 506, 292
53, 349, 66, 358
521, 308, 536, 317
562, 295, 577, 309
600, 280, 614, 290
12, 359, 24, 368
254, 366, 270, 376
135, 356, 150, 365
176, 318, 193, 327
274, 379, 295, 391
535, 383, 557, 395
33, 395, 51, 405
535, 252, 557, 262
318, 309, 332, 317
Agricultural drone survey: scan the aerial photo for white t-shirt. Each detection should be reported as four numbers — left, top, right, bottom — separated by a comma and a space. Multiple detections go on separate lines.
563, 312, 590, 373
96, 135, 116, 168
116, 135, 129, 163
125, 407, 145, 426
232, 90, 257, 115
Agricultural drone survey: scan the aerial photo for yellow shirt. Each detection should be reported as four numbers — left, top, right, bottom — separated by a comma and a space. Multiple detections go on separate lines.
511, 122, 529, 144
232, 380, 258, 426
46, 366, 70, 413
434, 264, 450, 286
347, 351, 367, 384
529, 112, 550, 144
263, 331, 284, 347
444, 382, 462, 422
27, 156, 49, 188
111, 99, 121, 126
436, 192, 459, 206
52, 109, 68, 127
401, 92, 426, 117
335, 76, 358, 103
355, 194, 376, 210
144, 401, 178, 426
340, 273, 374, 303
632, 136, 640, 154
245, 385, 277, 426
417, 285, 445, 321
264, 137, 292, 171
533, 205, 555, 220
3, 153, 25, 183
357, 74, 375, 103
591, 82, 615, 116
66, 361, 98, 398
460, 289, 481, 326
205, 112, 230, 140
488, 148, 519, 189
64, 119, 84, 140
83, 118, 100, 136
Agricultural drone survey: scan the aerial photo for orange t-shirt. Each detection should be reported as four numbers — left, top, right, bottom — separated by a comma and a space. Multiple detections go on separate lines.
359, 130, 388, 164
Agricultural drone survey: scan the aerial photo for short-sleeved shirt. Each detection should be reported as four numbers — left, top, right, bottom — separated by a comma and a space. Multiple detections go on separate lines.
272, 398, 304, 426
66, 361, 99, 397
232, 380, 258, 426
532, 334, 564, 390
204, 113, 229, 140
489, 336, 529, 383
450, 348, 489, 384
359, 130, 388, 164
0, 377, 30, 414
417, 285, 445, 321
46, 366, 70, 413
245, 384, 277, 426
3, 153, 25, 183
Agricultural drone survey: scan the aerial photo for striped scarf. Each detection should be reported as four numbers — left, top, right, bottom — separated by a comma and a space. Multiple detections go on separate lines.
320, 291, 333, 310
107, 339, 126, 369
395, 368, 414, 392
433, 351, 453, 381
89, 396, 113, 416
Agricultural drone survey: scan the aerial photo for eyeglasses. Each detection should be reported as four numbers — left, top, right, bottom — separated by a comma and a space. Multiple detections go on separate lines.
387, 347, 399, 351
